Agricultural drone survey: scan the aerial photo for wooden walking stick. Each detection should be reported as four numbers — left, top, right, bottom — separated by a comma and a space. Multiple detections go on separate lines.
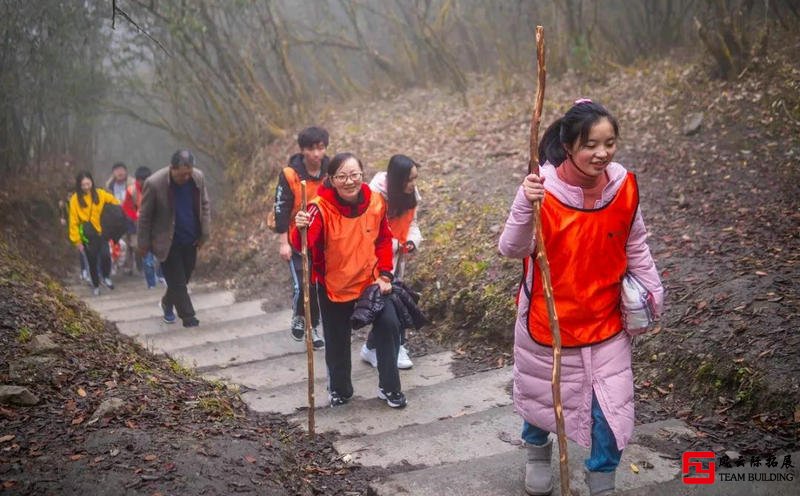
528, 26, 570, 495
299, 180, 315, 436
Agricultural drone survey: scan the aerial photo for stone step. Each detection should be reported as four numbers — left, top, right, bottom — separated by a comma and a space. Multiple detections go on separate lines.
293, 366, 512, 437
203, 339, 364, 390
116, 299, 267, 337
141, 310, 293, 354
66, 274, 170, 295
103, 290, 236, 322
241, 350, 455, 415
166, 320, 318, 370
86, 285, 216, 312
336, 404, 519, 468
371, 420, 690, 495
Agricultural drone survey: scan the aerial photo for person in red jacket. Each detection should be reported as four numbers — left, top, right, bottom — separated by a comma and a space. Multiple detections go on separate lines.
293, 152, 406, 409
122, 166, 163, 288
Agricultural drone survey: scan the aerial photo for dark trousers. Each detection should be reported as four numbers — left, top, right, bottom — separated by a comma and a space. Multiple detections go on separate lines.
160, 243, 197, 322
317, 284, 402, 396
289, 250, 319, 326
84, 238, 111, 288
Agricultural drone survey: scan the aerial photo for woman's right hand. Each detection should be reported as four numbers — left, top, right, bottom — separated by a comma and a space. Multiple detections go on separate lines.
295, 211, 311, 229
77, 244, 84, 253
522, 174, 545, 203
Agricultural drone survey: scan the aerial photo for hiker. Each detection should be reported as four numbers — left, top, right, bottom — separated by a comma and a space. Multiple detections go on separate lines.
293, 152, 407, 409
274, 126, 329, 349
68, 171, 120, 296
361, 154, 423, 370
122, 166, 163, 289
105, 162, 137, 275
138, 150, 211, 327
498, 100, 664, 496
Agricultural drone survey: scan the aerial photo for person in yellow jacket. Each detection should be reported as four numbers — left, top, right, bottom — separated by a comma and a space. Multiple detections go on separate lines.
68, 171, 120, 296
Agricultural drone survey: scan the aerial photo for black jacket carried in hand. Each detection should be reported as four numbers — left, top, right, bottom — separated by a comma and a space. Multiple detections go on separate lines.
351, 282, 427, 331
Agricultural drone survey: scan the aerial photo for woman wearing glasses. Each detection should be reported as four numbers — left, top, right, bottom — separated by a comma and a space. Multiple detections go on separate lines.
293, 152, 407, 408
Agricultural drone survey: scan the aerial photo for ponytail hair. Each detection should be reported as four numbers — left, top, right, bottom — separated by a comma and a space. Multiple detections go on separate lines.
538, 99, 619, 166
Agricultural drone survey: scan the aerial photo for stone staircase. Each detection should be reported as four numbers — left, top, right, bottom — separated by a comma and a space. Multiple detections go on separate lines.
70, 277, 724, 495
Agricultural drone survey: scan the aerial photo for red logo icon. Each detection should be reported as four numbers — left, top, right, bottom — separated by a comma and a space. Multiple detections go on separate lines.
682, 451, 716, 484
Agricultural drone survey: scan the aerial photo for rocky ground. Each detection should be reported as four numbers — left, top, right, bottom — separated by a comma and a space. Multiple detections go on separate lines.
0, 242, 377, 494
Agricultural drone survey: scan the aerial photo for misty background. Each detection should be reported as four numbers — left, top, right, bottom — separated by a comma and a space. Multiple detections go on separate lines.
2, 0, 797, 194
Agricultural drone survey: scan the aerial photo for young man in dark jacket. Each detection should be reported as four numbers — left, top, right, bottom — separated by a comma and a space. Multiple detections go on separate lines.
273, 126, 329, 348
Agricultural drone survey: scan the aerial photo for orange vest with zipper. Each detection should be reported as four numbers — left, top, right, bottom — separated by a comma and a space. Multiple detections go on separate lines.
525, 172, 639, 347
312, 192, 386, 302
388, 207, 415, 247
284, 166, 324, 232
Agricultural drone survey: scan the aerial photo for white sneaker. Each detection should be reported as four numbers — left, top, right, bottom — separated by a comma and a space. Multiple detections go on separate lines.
360, 343, 377, 368
397, 345, 413, 369
92, 286, 100, 297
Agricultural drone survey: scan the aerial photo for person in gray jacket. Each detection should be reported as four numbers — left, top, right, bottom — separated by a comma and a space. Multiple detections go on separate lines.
137, 150, 211, 327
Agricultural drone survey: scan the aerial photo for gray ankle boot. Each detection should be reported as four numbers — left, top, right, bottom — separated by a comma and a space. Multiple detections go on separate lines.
524, 439, 553, 495
586, 469, 616, 495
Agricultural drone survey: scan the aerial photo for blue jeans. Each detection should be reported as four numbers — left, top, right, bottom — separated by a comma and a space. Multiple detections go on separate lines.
521, 391, 622, 473
142, 251, 162, 288
289, 250, 319, 326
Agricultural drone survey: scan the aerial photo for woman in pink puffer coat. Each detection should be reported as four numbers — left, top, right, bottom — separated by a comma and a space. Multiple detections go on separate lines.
498, 100, 664, 496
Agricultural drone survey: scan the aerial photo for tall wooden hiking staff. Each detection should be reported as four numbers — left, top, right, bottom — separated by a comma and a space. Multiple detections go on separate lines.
528, 26, 570, 495
299, 180, 315, 435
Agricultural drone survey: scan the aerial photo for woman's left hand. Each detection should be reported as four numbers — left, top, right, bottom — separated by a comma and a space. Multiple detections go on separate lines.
377, 277, 392, 295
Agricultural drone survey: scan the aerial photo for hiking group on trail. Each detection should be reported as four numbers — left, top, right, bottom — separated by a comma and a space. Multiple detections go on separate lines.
66, 98, 663, 495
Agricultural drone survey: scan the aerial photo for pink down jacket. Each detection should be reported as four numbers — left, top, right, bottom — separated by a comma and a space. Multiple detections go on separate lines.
498, 161, 664, 450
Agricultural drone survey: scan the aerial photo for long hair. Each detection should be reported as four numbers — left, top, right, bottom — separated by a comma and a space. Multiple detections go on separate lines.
538, 100, 619, 166
385, 154, 418, 219
74, 171, 99, 208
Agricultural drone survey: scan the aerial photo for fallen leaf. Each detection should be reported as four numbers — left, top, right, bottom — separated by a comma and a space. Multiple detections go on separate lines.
109, 448, 120, 457
71, 416, 85, 425
77, 388, 87, 398
631, 463, 640, 474
143, 454, 157, 461
0, 435, 15, 443
2, 481, 16, 489
754, 270, 767, 276
244, 455, 257, 464
69, 454, 85, 461
126, 420, 138, 429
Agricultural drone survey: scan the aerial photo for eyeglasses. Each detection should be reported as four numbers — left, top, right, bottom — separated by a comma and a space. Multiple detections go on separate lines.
332, 172, 363, 183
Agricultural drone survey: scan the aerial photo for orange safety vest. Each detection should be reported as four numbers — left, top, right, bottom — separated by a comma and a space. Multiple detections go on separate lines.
284, 166, 325, 232
312, 192, 386, 302
525, 173, 639, 348
388, 207, 415, 249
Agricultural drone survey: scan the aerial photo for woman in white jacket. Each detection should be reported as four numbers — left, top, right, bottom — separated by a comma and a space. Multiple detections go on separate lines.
361, 154, 423, 369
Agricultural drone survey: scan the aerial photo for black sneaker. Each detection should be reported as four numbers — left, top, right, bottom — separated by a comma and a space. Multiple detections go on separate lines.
312, 327, 324, 350
329, 391, 352, 407
290, 316, 304, 341
378, 388, 407, 409
183, 317, 200, 328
